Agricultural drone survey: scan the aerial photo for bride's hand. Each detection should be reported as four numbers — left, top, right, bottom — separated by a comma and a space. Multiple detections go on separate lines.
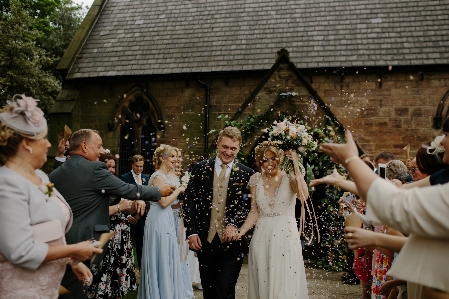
309, 169, 344, 187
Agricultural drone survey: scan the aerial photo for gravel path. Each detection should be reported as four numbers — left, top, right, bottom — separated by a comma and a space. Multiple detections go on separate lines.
193, 263, 361, 299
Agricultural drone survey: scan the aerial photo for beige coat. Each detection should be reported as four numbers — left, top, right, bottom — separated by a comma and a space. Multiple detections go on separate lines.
366, 178, 449, 293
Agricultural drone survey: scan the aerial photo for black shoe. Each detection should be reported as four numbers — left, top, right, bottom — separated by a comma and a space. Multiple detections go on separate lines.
342, 276, 360, 285
341, 273, 350, 280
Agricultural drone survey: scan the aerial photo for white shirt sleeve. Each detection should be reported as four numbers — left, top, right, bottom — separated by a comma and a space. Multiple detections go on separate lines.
366, 178, 449, 238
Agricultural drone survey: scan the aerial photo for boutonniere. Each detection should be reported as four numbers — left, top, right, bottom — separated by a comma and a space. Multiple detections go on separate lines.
39, 182, 54, 202
142, 178, 146, 184
232, 163, 239, 172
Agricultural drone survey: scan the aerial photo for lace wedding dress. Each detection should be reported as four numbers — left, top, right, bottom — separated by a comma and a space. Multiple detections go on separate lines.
247, 172, 309, 299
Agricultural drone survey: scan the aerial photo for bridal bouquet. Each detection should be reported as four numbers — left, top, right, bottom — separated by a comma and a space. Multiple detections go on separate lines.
263, 118, 317, 172
265, 119, 317, 153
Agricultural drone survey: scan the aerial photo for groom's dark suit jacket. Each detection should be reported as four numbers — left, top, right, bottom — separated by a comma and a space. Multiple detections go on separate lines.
183, 159, 254, 256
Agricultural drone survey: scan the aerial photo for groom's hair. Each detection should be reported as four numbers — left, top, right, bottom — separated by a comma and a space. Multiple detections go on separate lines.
217, 126, 242, 143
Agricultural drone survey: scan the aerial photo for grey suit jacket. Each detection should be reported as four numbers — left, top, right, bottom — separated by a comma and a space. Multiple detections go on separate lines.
0, 166, 73, 270
49, 155, 161, 246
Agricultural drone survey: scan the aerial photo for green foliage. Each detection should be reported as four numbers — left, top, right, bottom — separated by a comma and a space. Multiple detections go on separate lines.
316, 186, 348, 271
0, 0, 84, 114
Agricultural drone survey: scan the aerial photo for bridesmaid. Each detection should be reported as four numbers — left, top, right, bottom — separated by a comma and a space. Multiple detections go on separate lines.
138, 144, 188, 299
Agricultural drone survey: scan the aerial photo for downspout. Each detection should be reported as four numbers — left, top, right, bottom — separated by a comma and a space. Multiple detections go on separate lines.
198, 76, 210, 154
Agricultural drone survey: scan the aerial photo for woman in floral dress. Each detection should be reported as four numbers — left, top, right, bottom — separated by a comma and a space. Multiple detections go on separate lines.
88, 153, 144, 299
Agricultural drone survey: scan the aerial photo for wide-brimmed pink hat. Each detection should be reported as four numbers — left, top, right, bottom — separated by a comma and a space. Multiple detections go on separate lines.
0, 94, 47, 137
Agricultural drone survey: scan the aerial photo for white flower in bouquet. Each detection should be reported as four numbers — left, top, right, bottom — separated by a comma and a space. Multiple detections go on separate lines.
180, 171, 191, 187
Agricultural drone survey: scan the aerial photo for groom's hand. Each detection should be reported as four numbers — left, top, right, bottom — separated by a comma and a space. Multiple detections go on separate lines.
222, 225, 239, 241
188, 235, 202, 251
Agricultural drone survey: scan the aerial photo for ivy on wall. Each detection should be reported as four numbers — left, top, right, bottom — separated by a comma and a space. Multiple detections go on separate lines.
216, 93, 349, 271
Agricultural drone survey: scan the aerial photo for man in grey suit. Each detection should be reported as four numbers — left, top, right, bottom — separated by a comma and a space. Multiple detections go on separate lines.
50, 129, 174, 299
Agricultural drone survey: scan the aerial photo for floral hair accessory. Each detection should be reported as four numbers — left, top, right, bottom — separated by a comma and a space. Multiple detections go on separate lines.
423, 135, 445, 156
0, 94, 46, 137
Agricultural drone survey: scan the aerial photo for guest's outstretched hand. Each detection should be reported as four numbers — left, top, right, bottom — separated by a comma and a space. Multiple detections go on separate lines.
344, 227, 377, 250
309, 169, 344, 187
320, 129, 359, 166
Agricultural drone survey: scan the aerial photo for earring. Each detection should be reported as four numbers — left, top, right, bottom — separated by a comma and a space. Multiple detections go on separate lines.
29, 147, 33, 154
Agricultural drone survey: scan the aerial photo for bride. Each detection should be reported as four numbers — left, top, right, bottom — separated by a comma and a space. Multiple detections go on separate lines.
238, 141, 309, 299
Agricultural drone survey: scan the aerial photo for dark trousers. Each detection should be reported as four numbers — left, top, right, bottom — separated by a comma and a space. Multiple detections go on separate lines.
197, 234, 244, 299
130, 214, 146, 269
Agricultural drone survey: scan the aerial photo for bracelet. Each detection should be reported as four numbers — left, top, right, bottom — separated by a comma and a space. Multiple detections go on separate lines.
344, 156, 360, 166
334, 177, 345, 189
117, 204, 121, 212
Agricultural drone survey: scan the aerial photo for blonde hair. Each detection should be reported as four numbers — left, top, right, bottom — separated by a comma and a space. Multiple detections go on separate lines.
0, 106, 48, 165
254, 141, 284, 171
152, 144, 175, 169
217, 126, 242, 143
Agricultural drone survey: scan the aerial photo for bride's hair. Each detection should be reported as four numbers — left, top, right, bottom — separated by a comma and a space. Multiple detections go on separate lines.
153, 144, 175, 169
254, 141, 284, 171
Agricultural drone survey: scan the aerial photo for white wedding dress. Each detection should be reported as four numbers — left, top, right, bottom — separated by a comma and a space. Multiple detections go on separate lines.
248, 172, 309, 299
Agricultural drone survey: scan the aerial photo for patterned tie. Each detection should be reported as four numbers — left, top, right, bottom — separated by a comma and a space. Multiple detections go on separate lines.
219, 163, 227, 182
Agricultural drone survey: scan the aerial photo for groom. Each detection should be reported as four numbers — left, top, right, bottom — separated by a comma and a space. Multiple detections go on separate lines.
184, 126, 254, 299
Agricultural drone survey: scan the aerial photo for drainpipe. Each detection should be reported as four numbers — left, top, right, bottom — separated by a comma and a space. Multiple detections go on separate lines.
198, 76, 210, 153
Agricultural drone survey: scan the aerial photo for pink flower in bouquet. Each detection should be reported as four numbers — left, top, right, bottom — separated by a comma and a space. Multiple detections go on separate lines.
272, 121, 287, 135
288, 125, 297, 138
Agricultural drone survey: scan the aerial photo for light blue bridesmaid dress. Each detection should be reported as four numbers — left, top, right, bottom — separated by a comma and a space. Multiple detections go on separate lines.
137, 171, 186, 299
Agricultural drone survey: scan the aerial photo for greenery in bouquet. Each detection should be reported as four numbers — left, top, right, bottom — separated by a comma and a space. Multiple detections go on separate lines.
263, 117, 317, 173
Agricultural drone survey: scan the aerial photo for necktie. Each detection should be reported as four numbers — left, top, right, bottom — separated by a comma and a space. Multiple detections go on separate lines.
219, 164, 227, 182
136, 175, 141, 185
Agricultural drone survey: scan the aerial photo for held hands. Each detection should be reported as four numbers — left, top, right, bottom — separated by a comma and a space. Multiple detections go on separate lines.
222, 225, 240, 242
160, 185, 176, 197
320, 129, 359, 166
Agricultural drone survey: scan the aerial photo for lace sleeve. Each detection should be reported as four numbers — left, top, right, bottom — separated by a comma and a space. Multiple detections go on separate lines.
248, 172, 261, 187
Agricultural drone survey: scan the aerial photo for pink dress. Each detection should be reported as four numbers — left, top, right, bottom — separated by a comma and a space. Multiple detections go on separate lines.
0, 186, 71, 299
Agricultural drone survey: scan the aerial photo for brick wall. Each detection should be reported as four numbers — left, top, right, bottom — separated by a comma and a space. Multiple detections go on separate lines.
51, 66, 449, 172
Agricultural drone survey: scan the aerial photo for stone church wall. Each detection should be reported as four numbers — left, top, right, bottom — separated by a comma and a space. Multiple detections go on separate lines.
49, 67, 449, 173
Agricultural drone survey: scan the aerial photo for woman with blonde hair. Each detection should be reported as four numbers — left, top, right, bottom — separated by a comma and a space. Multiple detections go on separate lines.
138, 144, 190, 299
0, 95, 101, 298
